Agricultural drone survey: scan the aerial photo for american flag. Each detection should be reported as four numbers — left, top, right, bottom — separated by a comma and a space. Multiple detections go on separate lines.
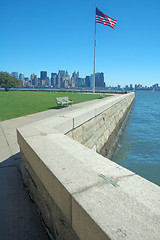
96, 8, 117, 30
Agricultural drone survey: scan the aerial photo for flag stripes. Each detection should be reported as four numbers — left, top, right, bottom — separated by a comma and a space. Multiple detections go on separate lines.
96, 8, 117, 29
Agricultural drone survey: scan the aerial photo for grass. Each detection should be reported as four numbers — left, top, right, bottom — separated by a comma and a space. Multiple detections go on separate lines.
0, 90, 111, 121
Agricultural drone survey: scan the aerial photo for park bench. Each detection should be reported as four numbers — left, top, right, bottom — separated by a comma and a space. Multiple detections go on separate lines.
99, 93, 104, 98
56, 96, 73, 106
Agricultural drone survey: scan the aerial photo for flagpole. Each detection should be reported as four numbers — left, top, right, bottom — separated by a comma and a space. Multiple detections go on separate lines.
93, 5, 97, 94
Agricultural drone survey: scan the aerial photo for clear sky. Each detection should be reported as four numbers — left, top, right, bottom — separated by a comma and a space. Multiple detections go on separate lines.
1, 0, 160, 87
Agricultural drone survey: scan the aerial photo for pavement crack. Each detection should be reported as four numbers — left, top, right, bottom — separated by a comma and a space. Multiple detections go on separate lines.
0, 124, 13, 156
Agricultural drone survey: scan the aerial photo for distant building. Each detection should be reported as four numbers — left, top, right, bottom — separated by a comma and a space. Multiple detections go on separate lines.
57, 70, 66, 88
64, 80, 69, 88
71, 71, 80, 87
77, 71, 79, 78
31, 74, 38, 87
59, 70, 66, 78
90, 74, 94, 88
30, 73, 35, 80
34, 75, 38, 86
72, 71, 79, 80
45, 77, 50, 86
89, 73, 105, 88
130, 84, 133, 90
71, 77, 75, 88
65, 71, 71, 87
57, 72, 61, 88
19, 73, 24, 81
41, 79, 46, 87
40, 71, 47, 80
153, 83, 159, 91
30, 73, 35, 85
76, 78, 83, 87
85, 76, 90, 87
19, 73, 25, 87
38, 78, 41, 86
51, 73, 58, 87
135, 84, 143, 90
24, 77, 29, 82
11, 72, 18, 79
23, 77, 29, 87
95, 72, 105, 88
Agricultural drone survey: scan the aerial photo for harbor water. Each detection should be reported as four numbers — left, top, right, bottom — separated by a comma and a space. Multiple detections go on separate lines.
112, 90, 160, 186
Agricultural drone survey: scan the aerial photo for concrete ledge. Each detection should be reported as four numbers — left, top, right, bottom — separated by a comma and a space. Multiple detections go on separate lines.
17, 93, 160, 240
66, 93, 134, 157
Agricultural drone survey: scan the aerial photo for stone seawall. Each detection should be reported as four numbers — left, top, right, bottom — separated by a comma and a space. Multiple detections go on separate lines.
17, 93, 160, 240
66, 93, 134, 159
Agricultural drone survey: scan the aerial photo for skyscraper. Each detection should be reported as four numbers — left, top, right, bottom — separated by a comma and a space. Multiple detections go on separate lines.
76, 78, 84, 87
40, 71, 47, 80
85, 76, 90, 87
31, 74, 38, 86
95, 72, 105, 88
59, 70, 66, 79
19, 73, 24, 87
90, 72, 105, 88
72, 71, 78, 80
58, 70, 66, 88
90, 74, 94, 88
51, 73, 58, 87
31, 73, 35, 81
45, 77, 50, 86
19, 73, 24, 81
11, 72, 18, 79
77, 71, 79, 78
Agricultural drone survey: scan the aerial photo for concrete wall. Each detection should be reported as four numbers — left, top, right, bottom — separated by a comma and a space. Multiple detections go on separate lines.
66, 93, 134, 158
17, 93, 160, 240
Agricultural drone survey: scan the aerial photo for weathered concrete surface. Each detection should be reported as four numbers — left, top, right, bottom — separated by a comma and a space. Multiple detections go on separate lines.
0, 165, 50, 240
17, 92, 160, 240
18, 124, 160, 240
0, 95, 116, 240
66, 92, 134, 158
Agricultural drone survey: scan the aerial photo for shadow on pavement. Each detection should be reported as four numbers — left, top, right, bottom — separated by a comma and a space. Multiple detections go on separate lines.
0, 153, 50, 240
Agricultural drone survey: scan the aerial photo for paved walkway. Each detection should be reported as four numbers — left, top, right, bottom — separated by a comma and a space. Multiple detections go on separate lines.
0, 98, 114, 240
0, 108, 62, 240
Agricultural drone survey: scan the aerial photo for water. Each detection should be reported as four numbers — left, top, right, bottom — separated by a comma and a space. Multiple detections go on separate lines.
112, 90, 160, 186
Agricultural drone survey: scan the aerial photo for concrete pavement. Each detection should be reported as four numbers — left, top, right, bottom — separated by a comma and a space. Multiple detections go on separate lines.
0, 109, 62, 240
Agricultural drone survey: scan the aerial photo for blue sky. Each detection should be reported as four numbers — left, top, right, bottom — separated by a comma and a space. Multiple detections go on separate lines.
1, 0, 160, 87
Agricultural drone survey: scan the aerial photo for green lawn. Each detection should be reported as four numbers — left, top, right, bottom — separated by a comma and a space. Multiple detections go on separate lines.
0, 91, 111, 121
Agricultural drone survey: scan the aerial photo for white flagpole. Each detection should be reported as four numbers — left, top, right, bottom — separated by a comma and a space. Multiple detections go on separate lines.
93, 5, 97, 94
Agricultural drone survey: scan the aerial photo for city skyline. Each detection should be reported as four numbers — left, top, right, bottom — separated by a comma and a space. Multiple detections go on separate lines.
1, 0, 160, 87
7, 69, 105, 89
8, 68, 160, 87
2, 69, 159, 90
